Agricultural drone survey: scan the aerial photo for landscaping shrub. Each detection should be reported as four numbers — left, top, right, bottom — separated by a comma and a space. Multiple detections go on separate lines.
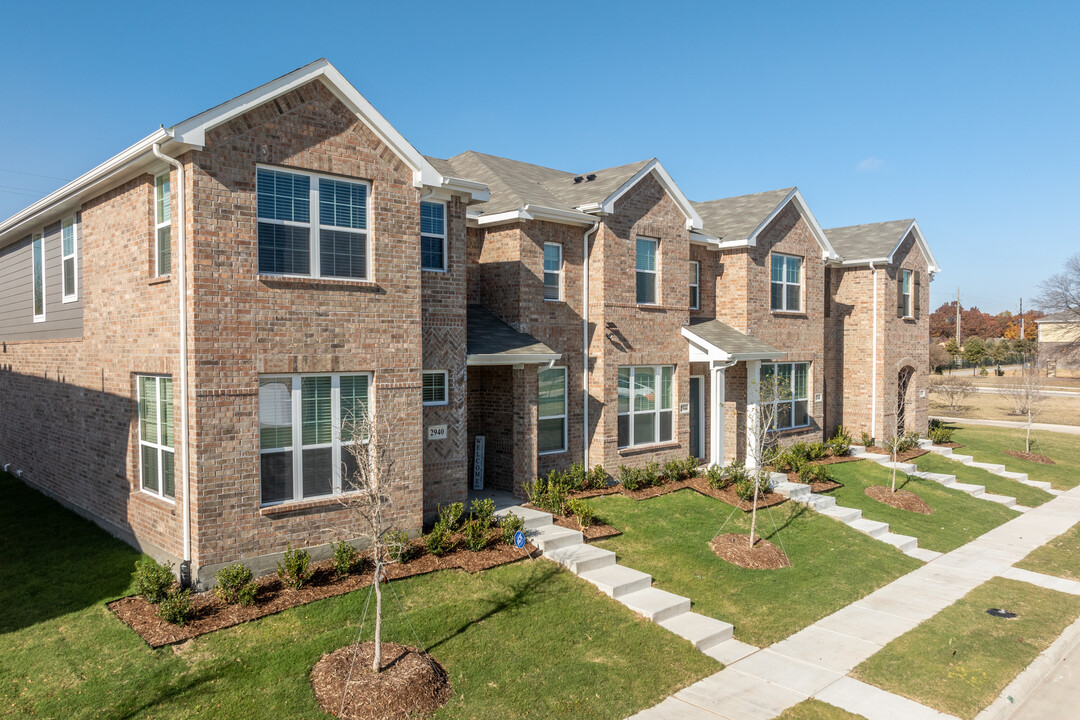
499, 511, 526, 545
663, 457, 683, 482
567, 462, 588, 491
788, 442, 810, 461
682, 456, 700, 478
773, 450, 807, 475
157, 588, 195, 626
902, 430, 921, 451
805, 442, 828, 461
387, 530, 415, 563
524, 476, 545, 506
526, 470, 572, 514
619, 465, 643, 491
132, 557, 175, 604
470, 497, 496, 529
439, 502, 464, 530
331, 540, 359, 577
929, 425, 954, 444
798, 463, 833, 485
860, 431, 874, 447
828, 426, 852, 457
736, 470, 772, 502
276, 543, 313, 590
462, 518, 490, 552
214, 562, 258, 606
585, 464, 607, 490
734, 474, 757, 501
566, 498, 595, 527
424, 522, 454, 556
642, 461, 661, 487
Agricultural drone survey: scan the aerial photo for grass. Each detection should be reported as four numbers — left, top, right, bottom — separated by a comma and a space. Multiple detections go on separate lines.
826, 460, 1017, 553
852, 577, 1080, 719
914, 452, 1054, 508
588, 489, 921, 647
776, 699, 867, 720
930, 389, 1080, 426
0, 472, 718, 719
948, 424, 1080, 491
1015, 521, 1080, 580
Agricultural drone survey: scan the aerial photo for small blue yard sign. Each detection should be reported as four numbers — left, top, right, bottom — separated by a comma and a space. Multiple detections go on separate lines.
514, 530, 526, 549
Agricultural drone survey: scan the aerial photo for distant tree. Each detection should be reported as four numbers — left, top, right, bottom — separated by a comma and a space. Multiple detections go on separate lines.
995, 311, 1014, 336
961, 307, 1004, 339
989, 339, 1011, 365
944, 337, 961, 363
963, 337, 988, 374
1037, 252, 1080, 319
930, 376, 976, 413
929, 301, 959, 340
1003, 367, 1046, 452
929, 343, 951, 372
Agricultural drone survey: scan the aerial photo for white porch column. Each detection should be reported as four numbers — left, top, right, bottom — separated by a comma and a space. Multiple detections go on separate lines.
710, 365, 726, 467
745, 359, 761, 468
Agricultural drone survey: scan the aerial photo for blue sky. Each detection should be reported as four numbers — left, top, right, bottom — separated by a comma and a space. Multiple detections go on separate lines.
1, 1, 1076, 315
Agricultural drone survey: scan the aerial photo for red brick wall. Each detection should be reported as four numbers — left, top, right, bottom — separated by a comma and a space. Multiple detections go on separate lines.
882, 233, 930, 436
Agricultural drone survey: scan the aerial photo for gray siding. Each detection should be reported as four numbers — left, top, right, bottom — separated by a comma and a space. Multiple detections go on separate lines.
0, 219, 83, 342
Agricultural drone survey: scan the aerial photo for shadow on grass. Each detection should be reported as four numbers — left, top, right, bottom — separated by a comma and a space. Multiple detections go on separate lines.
0, 471, 140, 634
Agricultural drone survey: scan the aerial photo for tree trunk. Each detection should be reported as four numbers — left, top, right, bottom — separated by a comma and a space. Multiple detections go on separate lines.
1026, 410, 1032, 453
891, 443, 898, 492
749, 479, 760, 549
372, 561, 383, 673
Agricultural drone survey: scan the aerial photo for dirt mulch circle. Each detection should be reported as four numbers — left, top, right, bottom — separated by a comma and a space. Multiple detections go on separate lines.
1005, 450, 1055, 465
109, 537, 533, 648
710, 533, 791, 570
311, 642, 451, 720
865, 485, 933, 514
551, 514, 621, 541
867, 447, 930, 463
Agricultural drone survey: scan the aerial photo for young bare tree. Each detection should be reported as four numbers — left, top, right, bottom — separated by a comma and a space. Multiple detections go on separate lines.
745, 370, 786, 549
929, 376, 976, 413
1003, 366, 1046, 452
883, 407, 903, 493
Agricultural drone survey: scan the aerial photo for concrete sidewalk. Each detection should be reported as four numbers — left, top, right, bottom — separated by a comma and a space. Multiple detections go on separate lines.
931, 416, 1080, 435
628, 486, 1080, 720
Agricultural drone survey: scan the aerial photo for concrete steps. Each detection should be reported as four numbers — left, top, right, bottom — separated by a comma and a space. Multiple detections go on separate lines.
849, 517, 891, 538
969, 460, 1006, 473
619, 587, 691, 622
495, 505, 552, 530
950, 481, 985, 497
820, 505, 862, 524
930, 446, 954, 456
546, 543, 616, 574
579, 564, 653, 598
807, 493, 836, 510
949, 453, 974, 463
658, 612, 734, 650
880, 532, 919, 553
530, 524, 583, 552
878, 460, 917, 473
771, 481, 811, 502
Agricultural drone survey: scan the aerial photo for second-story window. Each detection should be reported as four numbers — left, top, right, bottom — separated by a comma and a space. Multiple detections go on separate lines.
771, 253, 802, 312
62, 216, 78, 302
421, 201, 446, 271
689, 260, 700, 310
32, 233, 45, 322
899, 269, 913, 318
155, 173, 171, 277
636, 237, 658, 305
257, 167, 370, 280
544, 242, 562, 301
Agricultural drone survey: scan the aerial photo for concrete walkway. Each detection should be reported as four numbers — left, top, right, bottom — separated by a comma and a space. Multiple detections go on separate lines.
931, 416, 1080, 435
1009, 626, 1080, 720
627, 486, 1080, 720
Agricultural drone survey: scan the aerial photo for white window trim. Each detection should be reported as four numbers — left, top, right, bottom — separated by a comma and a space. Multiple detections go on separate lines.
618, 365, 675, 449
538, 366, 568, 455
256, 165, 374, 282
138, 375, 175, 502
760, 362, 811, 431
31, 232, 45, 322
636, 236, 659, 306
689, 260, 700, 310
420, 199, 448, 273
259, 372, 372, 507
154, 172, 171, 278
901, 269, 913, 319
422, 370, 449, 406
543, 242, 563, 302
771, 253, 803, 313
61, 216, 78, 303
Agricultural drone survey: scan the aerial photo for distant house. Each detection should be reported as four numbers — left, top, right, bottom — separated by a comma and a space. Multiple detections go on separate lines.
1036, 310, 1080, 372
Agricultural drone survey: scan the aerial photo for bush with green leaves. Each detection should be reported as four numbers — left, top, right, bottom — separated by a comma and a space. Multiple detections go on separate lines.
470, 497, 497, 529
929, 425, 954, 444
860, 431, 874, 448
567, 462, 588, 491
704, 464, 727, 489
682, 456, 701, 478
276, 543, 313, 590
439, 502, 464, 530
566, 498, 596, 527
157, 588, 195, 625
619, 465, 643, 491
642, 461, 661, 487
805, 442, 828, 461
525, 470, 572, 514
663, 457, 683, 482
828, 426, 852, 457
902, 430, 922, 451
735, 471, 773, 502
734, 474, 758, 502
798, 463, 833, 485
424, 522, 454, 556
586, 464, 607, 490
462, 518, 490, 552
331, 539, 359, 577
214, 562, 258, 606
499, 511, 526, 545
772, 450, 807, 475
132, 557, 175, 604
386, 530, 415, 563
788, 442, 810, 461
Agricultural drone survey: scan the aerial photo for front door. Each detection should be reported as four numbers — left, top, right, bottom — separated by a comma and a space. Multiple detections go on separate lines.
689, 376, 705, 459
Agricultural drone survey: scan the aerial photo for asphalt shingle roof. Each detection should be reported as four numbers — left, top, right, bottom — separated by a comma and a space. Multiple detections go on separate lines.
691, 188, 794, 241
1036, 310, 1080, 324
466, 305, 559, 362
684, 318, 783, 359
825, 219, 913, 262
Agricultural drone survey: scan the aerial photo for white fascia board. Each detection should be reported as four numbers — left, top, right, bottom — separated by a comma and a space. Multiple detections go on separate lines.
715, 238, 752, 250
689, 231, 722, 248
473, 209, 533, 227
473, 204, 595, 228
746, 188, 839, 260
596, 160, 704, 230
467, 352, 562, 366
421, 167, 490, 204
170, 59, 427, 186
886, 220, 942, 276
680, 327, 733, 362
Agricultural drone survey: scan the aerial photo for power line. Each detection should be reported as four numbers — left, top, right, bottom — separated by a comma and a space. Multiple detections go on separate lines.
0, 167, 70, 182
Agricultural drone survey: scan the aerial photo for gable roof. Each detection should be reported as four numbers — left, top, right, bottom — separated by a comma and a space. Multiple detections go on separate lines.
691, 188, 838, 260
826, 218, 941, 274
466, 305, 560, 365
1035, 310, 1080, 324
682, 318, 784, 361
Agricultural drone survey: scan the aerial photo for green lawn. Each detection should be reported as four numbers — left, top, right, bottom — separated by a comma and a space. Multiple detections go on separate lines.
949, 424, 1080, 491
776, 699, 866, 720
914, 452, 1054, 508
826, 461, 1017, 553
1015, 521, 1080, 581
0, 472, 718, 719
852, 577, 1080, 720
588, 490, 921, 647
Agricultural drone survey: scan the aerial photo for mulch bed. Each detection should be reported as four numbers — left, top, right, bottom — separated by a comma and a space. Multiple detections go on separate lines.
865, 485, 933, 514
310, 642, 451, 720
551, 514, 621, 541
867, 447, 930, 463
935, 441, 964, 449
788, 478, 844, 493
1005, 450, 1055, 465
109, 536, 534, 648
710, 533, 791, 570
601, 476, 787, 512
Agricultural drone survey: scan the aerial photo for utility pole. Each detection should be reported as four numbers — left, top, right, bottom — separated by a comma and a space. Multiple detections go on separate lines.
956, 289, 961, 344
1020, 298, 1024, 339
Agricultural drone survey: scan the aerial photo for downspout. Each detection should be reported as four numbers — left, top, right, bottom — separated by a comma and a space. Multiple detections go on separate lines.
869, 261, 879, 442
153, 143, 191, 584
710, 358, 738, 467
582, 220, 600, 469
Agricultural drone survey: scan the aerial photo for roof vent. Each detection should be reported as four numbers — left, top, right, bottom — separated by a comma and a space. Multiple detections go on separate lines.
586, 173, 597, 181
573, 176, 584, 184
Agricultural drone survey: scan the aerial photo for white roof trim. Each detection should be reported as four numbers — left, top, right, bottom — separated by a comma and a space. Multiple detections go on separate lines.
467, 352, 562, 366
171, 59, 431, 187
887, 220, 941, 276
743, 189, 839, 260
592, 159, 704, 231
470, 204, 596, 228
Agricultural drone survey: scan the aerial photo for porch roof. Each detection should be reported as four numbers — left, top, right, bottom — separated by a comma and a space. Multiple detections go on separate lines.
682, 318, 785, 362
466, 305, 561, 366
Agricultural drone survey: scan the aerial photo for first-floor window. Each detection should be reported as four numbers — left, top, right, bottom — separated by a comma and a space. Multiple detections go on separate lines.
618, 365, 674, 448
258, 373, 370, 505
538, 366, 567, 454
422, 370, 448, 406
138, 375, 174, 499
761, 362, 809, 430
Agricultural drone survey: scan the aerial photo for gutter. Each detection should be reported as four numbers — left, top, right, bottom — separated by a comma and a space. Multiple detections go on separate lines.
869, 261, 879, 441
582, 220, 600, 469
152, 143, 192, 585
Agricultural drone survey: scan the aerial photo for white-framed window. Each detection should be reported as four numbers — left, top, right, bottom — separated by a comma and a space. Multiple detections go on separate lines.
421, 200, 446, 272
900, 269, 913, 318
689, 260, 700, 310
538, 366, 567, 454
618, 365, 674, 448
155, 173, 171, 277
256, 166, 371, 281
761, 362, 810, 431
258, 373, 371, 505
771, 253, 802, 312
61, 216, 78, 302
543, 242, 562, 301
636, 237, 658, 305
31, 232, 45, 322
422, 370, 449, 406
138, 375, 175, 500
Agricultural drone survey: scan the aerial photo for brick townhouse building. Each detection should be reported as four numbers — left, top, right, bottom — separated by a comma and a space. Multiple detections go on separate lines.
0, 60, 939, 586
